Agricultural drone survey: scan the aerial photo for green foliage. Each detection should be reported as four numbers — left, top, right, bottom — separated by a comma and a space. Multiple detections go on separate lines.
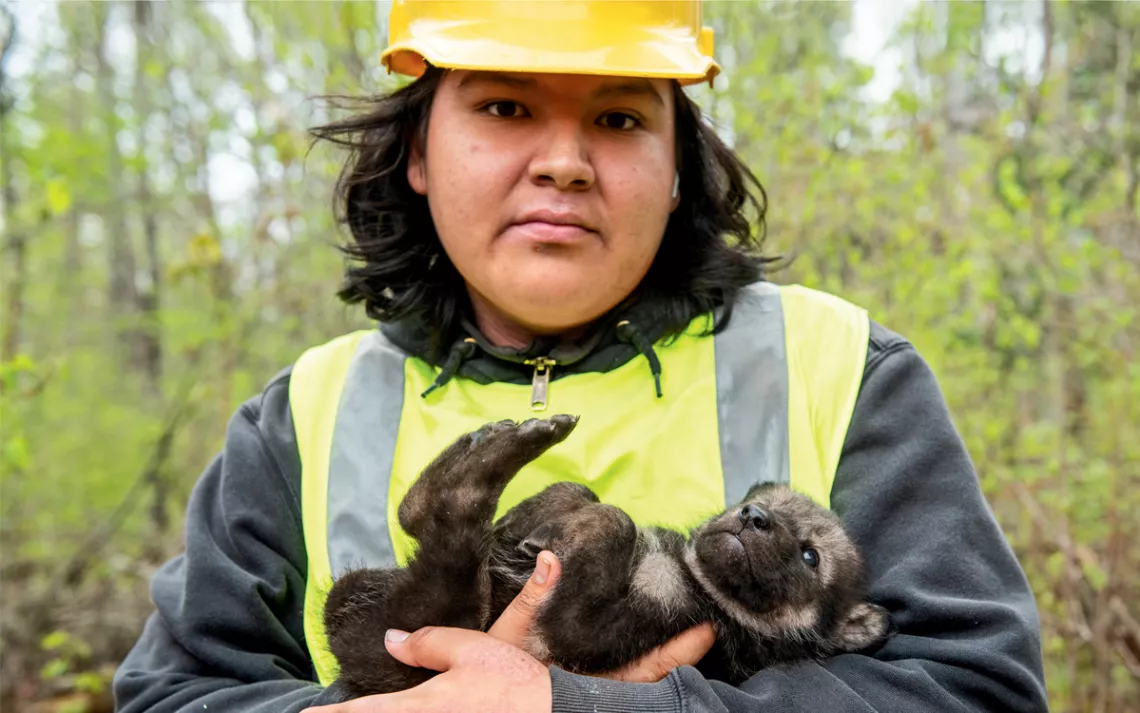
38, 630, 92, 683
1, 1, 1137, 711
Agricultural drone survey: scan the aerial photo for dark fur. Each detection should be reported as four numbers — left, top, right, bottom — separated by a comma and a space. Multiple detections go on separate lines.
323, 416, 892, 700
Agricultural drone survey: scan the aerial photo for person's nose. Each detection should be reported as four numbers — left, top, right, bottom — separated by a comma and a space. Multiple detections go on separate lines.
529, 119, 595, 192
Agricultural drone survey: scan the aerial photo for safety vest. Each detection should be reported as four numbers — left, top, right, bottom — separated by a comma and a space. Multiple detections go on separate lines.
288, 282, 868, 685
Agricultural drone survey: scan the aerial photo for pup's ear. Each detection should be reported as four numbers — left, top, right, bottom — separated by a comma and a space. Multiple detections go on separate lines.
517, 521, 561, 560
833, 602, 893, 652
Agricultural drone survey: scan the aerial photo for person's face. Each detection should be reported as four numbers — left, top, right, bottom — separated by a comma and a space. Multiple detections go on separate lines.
408, 70, 679, 336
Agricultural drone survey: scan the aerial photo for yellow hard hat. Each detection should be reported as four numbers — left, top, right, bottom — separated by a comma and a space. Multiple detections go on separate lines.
381, 0, 719, 86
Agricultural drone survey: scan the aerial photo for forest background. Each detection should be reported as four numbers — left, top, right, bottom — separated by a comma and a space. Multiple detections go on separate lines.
1, 1, 1137, 712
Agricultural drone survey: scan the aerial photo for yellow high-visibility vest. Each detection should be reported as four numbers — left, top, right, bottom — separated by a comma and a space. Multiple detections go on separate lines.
288, 282, 869, 685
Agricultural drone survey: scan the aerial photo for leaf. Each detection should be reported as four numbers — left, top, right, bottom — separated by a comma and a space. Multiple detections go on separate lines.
1044, 551, 1066, 578
8, 354, 37, 372
145, 58, 165, 79
188, 233, 222, 266
59, 700, 90, 713
40, 658, 69, 681
3, 435, 31, 472
46, 178, 72, 215
41, 630, 69, 651
1077, 549, 1108, 592
0, 354, 38, 387
75, 671, 107, 694
272, 131, 299, 165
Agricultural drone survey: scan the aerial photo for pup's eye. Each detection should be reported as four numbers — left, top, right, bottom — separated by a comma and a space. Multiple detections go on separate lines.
802, 548, 819, 568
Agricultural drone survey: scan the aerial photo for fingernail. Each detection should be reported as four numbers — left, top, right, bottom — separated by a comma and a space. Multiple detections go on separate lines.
385, 629, 409, 642
534, 553, 552, 585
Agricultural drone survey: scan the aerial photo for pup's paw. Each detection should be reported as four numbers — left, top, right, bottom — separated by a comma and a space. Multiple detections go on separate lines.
491, 414, 579, 457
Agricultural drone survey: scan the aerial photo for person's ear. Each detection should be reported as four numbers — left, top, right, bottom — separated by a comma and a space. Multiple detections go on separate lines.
408, 136, 427, 196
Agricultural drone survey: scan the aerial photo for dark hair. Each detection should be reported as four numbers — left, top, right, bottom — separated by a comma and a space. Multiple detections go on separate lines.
310, 67, 775, 359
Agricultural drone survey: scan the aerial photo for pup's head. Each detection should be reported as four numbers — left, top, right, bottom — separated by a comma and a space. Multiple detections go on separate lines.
684, 483, 892, 655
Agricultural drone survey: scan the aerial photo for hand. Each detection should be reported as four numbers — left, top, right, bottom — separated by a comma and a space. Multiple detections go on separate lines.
303, 627, 551, 713
302, 553, 562, 713
598, 622, 717, 683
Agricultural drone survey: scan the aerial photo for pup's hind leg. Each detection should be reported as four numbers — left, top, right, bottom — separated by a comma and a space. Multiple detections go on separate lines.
324, 567, 438, 697
397, 414, 578, 546
325, 560, 499, 696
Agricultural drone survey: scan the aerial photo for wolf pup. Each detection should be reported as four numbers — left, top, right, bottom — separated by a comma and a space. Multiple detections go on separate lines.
322, 415, 893, 700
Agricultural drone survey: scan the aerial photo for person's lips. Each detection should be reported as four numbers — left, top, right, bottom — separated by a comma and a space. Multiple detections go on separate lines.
504, 209, 599, 244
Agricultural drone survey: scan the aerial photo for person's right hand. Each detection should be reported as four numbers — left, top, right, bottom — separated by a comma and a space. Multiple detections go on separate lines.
597, 622, 717, 683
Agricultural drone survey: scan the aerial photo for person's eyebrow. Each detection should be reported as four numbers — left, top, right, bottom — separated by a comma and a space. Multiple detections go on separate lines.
456, 72, 539, 92
457, 73, 665, 109
592, 78, 666, 108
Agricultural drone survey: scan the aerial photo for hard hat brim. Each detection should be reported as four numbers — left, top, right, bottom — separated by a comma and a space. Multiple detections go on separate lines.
382, 24, 719, 87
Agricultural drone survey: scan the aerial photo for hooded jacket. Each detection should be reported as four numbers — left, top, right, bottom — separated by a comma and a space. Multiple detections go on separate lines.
112, 282, 1049, 713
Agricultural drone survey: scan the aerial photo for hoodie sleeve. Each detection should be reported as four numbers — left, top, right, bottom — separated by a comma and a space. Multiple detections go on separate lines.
112, 372, 344, 712
549, 322, 1049, 713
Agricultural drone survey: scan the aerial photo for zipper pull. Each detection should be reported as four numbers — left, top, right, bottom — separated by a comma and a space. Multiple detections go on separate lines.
525, 357, 556, 411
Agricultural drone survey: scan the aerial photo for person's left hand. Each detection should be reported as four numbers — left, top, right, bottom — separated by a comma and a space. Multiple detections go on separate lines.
302, 626, 552, 713
302, 551, 563, 713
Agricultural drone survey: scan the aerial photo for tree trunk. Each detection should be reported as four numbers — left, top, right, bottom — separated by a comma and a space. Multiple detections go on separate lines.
1, 181, 26, 364
94, 3, 139, 361
132, 0, 162, 391
1, 6, 24, 364
60, 16, 86, 349
132, 0, 168, 548
1114, 27, 1137, 214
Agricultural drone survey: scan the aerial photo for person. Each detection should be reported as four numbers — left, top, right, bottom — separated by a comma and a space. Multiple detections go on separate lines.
112, 2, 1049, 712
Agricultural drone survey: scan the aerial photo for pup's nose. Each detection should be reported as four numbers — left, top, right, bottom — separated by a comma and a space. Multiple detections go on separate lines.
739, 504, 772, 531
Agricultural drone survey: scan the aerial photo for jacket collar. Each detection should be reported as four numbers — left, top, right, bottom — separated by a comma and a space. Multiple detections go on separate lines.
379, 290, 682, 387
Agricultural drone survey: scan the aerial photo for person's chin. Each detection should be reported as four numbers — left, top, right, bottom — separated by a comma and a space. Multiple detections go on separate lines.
491, 267, 625, 327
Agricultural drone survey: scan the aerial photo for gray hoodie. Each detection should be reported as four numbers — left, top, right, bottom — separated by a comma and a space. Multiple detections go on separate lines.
112, 320, 1049, 713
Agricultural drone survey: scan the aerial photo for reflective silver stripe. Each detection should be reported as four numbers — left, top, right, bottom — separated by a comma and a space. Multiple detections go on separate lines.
326, 330, 407, 574
713, 282, 790, 505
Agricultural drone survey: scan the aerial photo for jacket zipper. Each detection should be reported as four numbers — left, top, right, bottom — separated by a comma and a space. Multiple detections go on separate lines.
524, 357, 556, 411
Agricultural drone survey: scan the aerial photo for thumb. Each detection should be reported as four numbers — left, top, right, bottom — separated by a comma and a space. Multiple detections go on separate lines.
487, 550, 562, 652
